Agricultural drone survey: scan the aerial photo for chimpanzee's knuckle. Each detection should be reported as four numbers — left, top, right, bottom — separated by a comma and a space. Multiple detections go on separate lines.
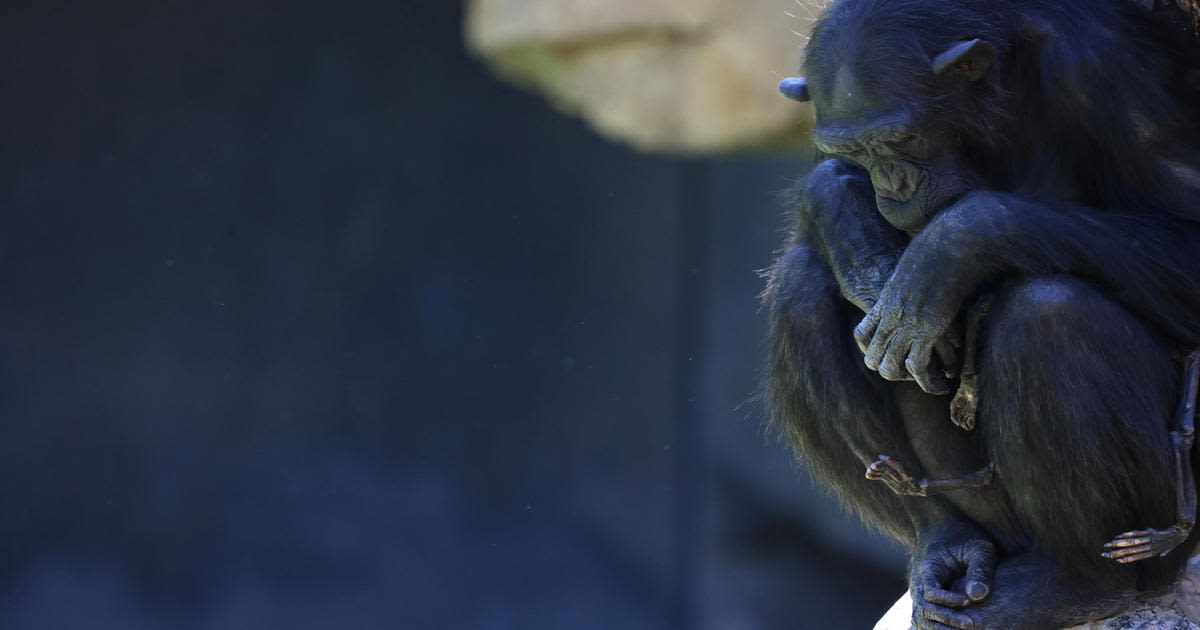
854, 319, 877, 344
864, 352, 881, 370
905, 356, 924, 374
880, 356, 906, 380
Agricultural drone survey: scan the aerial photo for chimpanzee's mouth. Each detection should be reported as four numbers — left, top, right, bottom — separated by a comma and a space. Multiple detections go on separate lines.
870, 160, 921, 204
875, 169, 934, 232
874, 195, 930, 232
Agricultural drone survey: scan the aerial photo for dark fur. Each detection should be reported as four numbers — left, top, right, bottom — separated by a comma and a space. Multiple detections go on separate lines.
766, 0, 1200, 627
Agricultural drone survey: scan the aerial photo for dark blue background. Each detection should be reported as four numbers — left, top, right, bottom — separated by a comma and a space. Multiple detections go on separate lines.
0, 2, 905, 628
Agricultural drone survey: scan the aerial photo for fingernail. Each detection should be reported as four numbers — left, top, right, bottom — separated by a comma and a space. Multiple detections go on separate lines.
967, 581, 989, 601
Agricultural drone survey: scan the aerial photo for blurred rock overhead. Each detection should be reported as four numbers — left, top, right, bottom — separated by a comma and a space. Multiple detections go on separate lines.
465, 0, 818, 154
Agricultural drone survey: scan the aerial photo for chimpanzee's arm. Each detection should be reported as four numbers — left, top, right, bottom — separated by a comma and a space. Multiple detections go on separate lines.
794, 158, 908, 314
856, 191, 1200, 392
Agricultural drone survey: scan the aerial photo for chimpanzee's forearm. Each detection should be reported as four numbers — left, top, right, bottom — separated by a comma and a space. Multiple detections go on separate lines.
795, 159, 909, 313
906, 191, 1200, 345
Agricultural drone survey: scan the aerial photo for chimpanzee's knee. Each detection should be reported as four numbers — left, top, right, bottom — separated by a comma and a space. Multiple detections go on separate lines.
981, 276, 1177, 399
991, 276, 1108, 338
976, 276, 1180, 576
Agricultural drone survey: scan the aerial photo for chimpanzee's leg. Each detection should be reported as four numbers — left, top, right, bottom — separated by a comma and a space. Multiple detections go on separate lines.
765, 237, 960, 544
926, 276, 1188, 629
979, 276, 1185, 581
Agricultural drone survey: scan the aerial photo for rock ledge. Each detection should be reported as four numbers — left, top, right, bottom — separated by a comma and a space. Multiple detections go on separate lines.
874, 556, 1200, 630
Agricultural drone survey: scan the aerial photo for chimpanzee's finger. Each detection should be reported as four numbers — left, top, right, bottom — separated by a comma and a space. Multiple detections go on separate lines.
913, 613, 958, 630
851, 295, 876, 314
963, 540, 995, 602
1102, 545, 1153, 559
923, 586, 971, 609
878, 337, 912, 381
855, 309, 882, 355
919, 563, 970, 608
907, 340, 948, 395
1103, 534, 1152, 548
863, 324, 895, 373
914, 620, 957, 630
1115, 551, 1156, 563
920, 602, 976, 629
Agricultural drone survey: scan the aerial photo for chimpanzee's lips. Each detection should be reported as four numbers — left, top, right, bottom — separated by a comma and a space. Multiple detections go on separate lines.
875, 195, 930, 232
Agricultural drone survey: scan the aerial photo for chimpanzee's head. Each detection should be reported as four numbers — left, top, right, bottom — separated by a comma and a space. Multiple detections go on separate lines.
779, 0, 1010, 232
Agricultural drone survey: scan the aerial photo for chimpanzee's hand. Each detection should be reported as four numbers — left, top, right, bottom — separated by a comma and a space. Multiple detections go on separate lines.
854, 269, 962, 395
854, 192, 999, 394
910, 522, 996, 630
801, 159, 907, 314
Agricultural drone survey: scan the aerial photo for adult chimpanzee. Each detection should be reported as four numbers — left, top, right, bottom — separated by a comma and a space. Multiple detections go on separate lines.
764, 0, 1200, 628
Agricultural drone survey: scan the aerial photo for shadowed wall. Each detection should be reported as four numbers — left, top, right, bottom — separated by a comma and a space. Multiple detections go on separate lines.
0, 2, 903, 628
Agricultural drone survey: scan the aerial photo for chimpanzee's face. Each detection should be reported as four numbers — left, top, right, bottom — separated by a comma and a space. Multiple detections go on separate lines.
809, 66, 967, 232
780, 39, 996, 233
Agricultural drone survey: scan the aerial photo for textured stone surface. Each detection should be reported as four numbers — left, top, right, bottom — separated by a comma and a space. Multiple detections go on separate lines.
464, 0, 818, 154
874, 556, 1200, 630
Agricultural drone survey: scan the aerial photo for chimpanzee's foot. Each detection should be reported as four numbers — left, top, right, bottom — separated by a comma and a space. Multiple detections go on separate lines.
868, 456, 994, 497
912, 551, 1133, 630
867, 455, 925, 496
948, 293, 993, 432
1102, 525, 1189, 563
949, 373, 979, 431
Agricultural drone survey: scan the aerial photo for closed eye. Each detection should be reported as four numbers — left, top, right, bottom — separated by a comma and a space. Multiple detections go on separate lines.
862, 125, 915, 147
812, 135, 862, 156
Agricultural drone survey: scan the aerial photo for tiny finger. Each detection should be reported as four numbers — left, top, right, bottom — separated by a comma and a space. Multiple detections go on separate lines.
1102, 545, 1151, 559
866, 455, 898, 479
1104, 536, 1152, 549
1116, 551, 1156, 564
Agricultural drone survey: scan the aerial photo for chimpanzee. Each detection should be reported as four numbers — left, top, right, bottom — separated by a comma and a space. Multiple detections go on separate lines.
764, 0, 1200, 628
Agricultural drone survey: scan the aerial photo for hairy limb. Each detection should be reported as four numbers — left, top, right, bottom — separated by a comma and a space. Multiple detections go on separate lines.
794, 158, 907, 313
1103, 349, 1200, 563
867, 455, 993, 497
856, 191, 1200, 394
949, 294, 993, 431
798, 159, 961, 391
765, 238, 968, 545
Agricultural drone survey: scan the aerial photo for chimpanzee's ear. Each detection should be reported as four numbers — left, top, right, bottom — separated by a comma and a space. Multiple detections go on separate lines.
931, 39, 996, 81
778, 77, 810, 102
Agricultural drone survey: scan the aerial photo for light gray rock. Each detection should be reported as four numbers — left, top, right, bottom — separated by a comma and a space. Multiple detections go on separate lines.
464, 0, 818, 154
874, 556, 1200, 630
